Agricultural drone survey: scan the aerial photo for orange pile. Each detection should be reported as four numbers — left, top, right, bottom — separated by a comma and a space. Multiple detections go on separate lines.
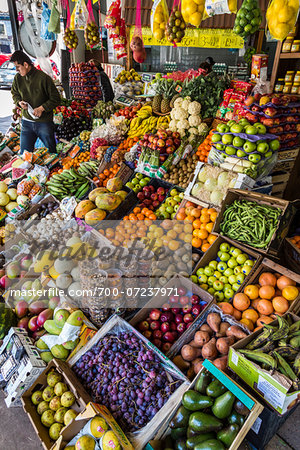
123, 206, 157, 221
226, 272, 299, 331
176, 201, 218, 252
93, 164, 120, 187
111, 137, 139, 163
73, 151, 90, 169
196, 130, 214, 162
98, 219, 151, 247
290, 235, 300, 249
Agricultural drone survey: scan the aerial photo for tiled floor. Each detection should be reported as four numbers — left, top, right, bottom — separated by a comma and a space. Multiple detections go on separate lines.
0, 392, 299, 450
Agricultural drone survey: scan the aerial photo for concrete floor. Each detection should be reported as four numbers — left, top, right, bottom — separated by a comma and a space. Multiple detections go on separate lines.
0, 392, 299, 450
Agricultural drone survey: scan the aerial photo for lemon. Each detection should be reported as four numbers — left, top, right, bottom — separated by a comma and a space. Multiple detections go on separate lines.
278, 6, 295, 22
198, 3, 205, 13
228, 0, 237, 12
154, 12, 164, 23
189, 11, 202, 26
276, 22, 292, 38
194, 0, 204, 4
182, 2, 198, 16
153, 29, 165, 40
160, 21, 166, 29
272, 0, 284, 13
288, 0, 299, 9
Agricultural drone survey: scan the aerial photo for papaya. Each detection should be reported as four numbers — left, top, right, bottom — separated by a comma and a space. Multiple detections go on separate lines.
85, 208, 106, 226
75, 200, 96, 219
115, 190, 127, 201
88, 187, 108, 202
106, 177, 122, 192
95, 193, 122, 211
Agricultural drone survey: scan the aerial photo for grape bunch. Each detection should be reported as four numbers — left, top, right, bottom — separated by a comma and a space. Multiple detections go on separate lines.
73, 332, 181, 432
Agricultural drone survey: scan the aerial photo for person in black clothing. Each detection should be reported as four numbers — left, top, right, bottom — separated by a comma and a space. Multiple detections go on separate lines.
199, 57, 215, 75
90, 59, 114, 102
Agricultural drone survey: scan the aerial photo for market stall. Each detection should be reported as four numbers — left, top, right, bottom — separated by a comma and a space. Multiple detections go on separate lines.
0, 0, 300, 448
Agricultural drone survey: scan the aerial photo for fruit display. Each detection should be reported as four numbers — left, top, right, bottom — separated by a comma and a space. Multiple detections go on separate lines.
56, 114, 92, 142
151, 0, 169, 41
30, 368, 80, 441
72, 325, 184, 433
174, 307, 248, 377
31, 201, 59, 219
93, 164, 120, 187
63, 28, 78, 50
0, 180, 33, 212
232, 271, 299, 331
92, 100, 118, 120
127, 115, 170, 139
196, 130, 214, 163
114, 68, 142, 84
169, 97, 204, 139
46, 166, 97, 200
114, 103, 143, 119
164, 153, 198, 189
235, 314, 300, 388
289, 235, 300, 250
69, 62, 103, 108
84, 22, 100, 48
125, 172, 151, 193
233, 0, 262, 39
90, 137, 109, 159
136, 292, 206, 354
266, 0, 299, 41
176, 201, 218, 252
0, 303, 17, 339
152, 78, 181, 115
193, 241, 256, 301
155, 188, 184, 220
90, 115, 128, 146
114, 69, 144, 97
155, 362, 254, 450
165, 5, 186, 45
220, 200, 282, 250
181, 0, 205, 27
137, 129, 181, 165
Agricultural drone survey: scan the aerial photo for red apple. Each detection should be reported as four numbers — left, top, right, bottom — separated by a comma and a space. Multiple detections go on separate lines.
169, 295, 178, 304
152, 338, 162, 348
151, 193, 158, 201
138, 321, 149, 332
175, 314, 183, 324
161, 303, 171, 311
177, 322, 186, 333
160, 311, 173, 322
158, 195, 165, 203
192, 304, 203, 316
150, 320, 160, 330
153, 329, 162, 339
244, 96, 254, 106
170, 322, 177, 331
178, 287, 187, 296
157, 187, 165, 195
183, 313, 194, 323
183, 305, 192, 314
191, 294, 200, 305
179, 295, 190, 306
161, 322, 170, 333
143, 330, 152, 339
265, 107, 277, 117
149, 308, 161, 321
162, 342, 172, 353
163, 331, 176, 343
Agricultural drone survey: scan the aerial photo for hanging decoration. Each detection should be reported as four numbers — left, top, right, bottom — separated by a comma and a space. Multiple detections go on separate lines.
104, 0, 127, 59
130, 0, 146, 63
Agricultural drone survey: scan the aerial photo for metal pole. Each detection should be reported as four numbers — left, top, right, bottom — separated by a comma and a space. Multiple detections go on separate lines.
7, 0, 20, 51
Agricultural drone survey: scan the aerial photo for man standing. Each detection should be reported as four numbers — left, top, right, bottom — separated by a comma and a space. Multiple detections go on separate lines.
11, 50, 61, 154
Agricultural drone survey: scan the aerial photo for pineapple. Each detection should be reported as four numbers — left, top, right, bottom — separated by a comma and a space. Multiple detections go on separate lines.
153, 94, 162, 113
161, 97, 171, 113
155, 78, 176, 114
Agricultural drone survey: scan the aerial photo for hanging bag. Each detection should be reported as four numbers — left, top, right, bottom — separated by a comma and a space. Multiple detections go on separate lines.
165, 0, 186, 45
266, 0, 299, 41
40, 2, 56, 40
71, 0, 89, 30
151, 0, 169, 41
84, 0, 100, 48
63, 1, 78, 50
130, 0, 146, 63
48, 0, 61, 34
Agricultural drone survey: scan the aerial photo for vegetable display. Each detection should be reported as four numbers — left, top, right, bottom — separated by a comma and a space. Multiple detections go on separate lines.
220, 200, 282, 249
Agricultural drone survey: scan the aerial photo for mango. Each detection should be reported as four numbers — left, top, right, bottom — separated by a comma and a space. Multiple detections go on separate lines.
90, 416, 108, 438
51, 344, 69, 360
66, 310, 84, 327
75, 435, 96, 450
49, 423, 64, 441
41, 352, 53, 363
54, 309, 70, 328
36, 338, 49, 350
102, 431, 121, 450
29, 300, 49, 315
62, 338, 79, 350
44, 320, 62, 335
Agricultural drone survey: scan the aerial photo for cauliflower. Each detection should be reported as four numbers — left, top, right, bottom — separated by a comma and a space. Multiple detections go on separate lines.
177, 119, 189, 130
173, 97, 184, 108
182, 98, 192, 111
170, 109, 176, 120
188, 115, 201, 127
198, 123, 209, 134
168, 119, 178, 132
178, 128, 187, 138
188, 101, 202, 116
189, 127, 199, 135
174, 107, 189, 121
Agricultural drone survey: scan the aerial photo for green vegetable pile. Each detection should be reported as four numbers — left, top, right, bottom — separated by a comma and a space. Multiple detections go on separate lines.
220, 200, 282, 249
181, 74, 230, 119
156, 369, 250, 449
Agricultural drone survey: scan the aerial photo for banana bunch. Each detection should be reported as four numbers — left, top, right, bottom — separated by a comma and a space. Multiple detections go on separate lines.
46, 168, 91, 201
80, 130, 91, 141
128, 115, 170, 138
77, 160, 99, 178
136, 105, 153, 119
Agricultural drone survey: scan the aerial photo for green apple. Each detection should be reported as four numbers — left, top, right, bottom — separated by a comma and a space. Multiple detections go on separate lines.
139, 179, 148, 187
224, 283, 232, 290
174, 204, 180, 212
132, 184, 141, 193
222, 134, 233, 145
227, 120, 236, 127
170, 188, 178, 196
219, 276, 228, 284
179, 192, 184, 199
227, 258, 238, 269
224, 268, 234, 278
224, 288, 234, 300
204, 266, 214, 277
236, 253, 247, 265
244, 259, 254, 266
220, 252, 230, 262
243, 141, 257, 153
217, 123, 230, 133
215, 291, 225, 301
242, 265, 252, 276
245, 125, 258, 135
190, 275, 198, 284
174, 195, 182, 203
212, 133, 222, 143
125, 182, 134, 189
239, 119, 250, 127
217, 251, 223, 259
131, 178, 139, 185
220, 243, 230, 252
231, 248, 242, 258
208, 287, 216, 295
270, 139, 280, 151
217, 261, 228, 272
265, 151, 273, 158
254, 123, 267, 134
209, 261, 218, 270
136, 173, 143, 180
257, 142, 269, 154
215, 143, 225, 151
207, 276, 216, 286
233, 136, 245, 147
213, 271, 221, 279
237, 149, 246, 158
234, 266, 242, 275
144, 177, 151, 183
228, 274, 237, 285
232, 282, 240, 292
225, 146, 236, 156
166, 206, 174, 214
196, 267, 204, 276
249, 154, 261, 163
199, 283, 208, 290
230, 124, 244, 133
171, 212, 176, 219
236, 273, 245, 285
213, 280, 224, 291
198, 274, 208, 284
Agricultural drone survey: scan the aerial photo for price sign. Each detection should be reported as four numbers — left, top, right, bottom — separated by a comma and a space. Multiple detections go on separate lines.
142, 73, 152, 82
115, 96, 135, 106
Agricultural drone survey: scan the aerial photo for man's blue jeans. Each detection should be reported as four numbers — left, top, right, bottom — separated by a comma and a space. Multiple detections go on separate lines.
20, 119, 56, 154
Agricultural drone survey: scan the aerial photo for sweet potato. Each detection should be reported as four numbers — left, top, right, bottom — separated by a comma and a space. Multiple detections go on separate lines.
172, 355, 191, 371
216, 336, 235, 355
194, 331, 210, 347
202, 337, 218, 359
200, 324, 213, 335
216, 322, 230, 337
181, 344, 202, 362
193, 359, 204, 374
226, 325, 248, 340
207, 313, 221, 333
213, 355, 228, 371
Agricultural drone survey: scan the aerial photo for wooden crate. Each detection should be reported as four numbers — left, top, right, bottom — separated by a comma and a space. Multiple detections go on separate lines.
284, 237, 300, 274
272, 181, 287, 195
273, 159, 296, 172
278, 148, 300, 161
271, 171, 290, 184
149, 359, 263, 450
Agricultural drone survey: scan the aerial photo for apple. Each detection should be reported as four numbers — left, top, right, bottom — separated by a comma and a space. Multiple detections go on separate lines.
219, 275, 228, 285
233, 136, 245, 147
236, 273, 245, 284
249, 154, 261, 163
230, 124, 244, 133
209, 261, 218, 270
236, 254, 247, 265
150, 321, 160, 330
170, 322, 177, 331
196, 268, 204, 276
237, 149, 246, 157
224, 288, 234, 300
217, 261, 228, 272
220, 243, 230, 252
150, 309, 161, 321
213, 280, 224, 291
183, 313, 194, 323
28, 316, 39, 332
215, 291, 224, 301
192, 304, 202, 316
225, 146, 236, 156
191, 294, 200, 305
175, 314, 183, 324
163, 331, 176, 343
228, 274, 237, 285
227, 258, 238, 269
245, 125, 258, 135
177, 322, 186, 333
198, 274, 208, 284
204, 266, 214, 277
179, 295, 190, 306
213, 271, 221, 279
183, 305, 192, 314
0, 275, 11, 288
152, 338, 162, 349
219, 252, 230, 262
171, 307, 181, 314
221, 134, 233, 145
224, 268, 234, 277
207, 276, 216, 286
254, 123, 267, 134
242, 265, 252, 276
257, 142, 269, 154
212, 133, 222, 143
265, 107, 277, 117
143, 330, 152, 339
153, 330, 162, 339
231, 248, 242, 258
234, 266, 242, 275
232, 282, 240, 292
138, 321, 149, 332
244, 96, 254, 106
157, 187, 165, 195
243, 141, 257, 153
161, 322, 170, 333
270, 139, 280, 151
160, 311, 173, 322
162, 303, 171, 311
217, 123, 230, 133
215, 143, 225, 151
208, 287, 216, 295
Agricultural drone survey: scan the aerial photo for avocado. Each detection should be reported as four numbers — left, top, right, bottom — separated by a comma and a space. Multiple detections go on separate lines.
174, 438, 187, 450
163, 436, 174, 449
182, 390, 213, 411
194, 439, 225, 450
212, 391, 236, 419
228, 411, 245, 427
234, 399, 250, 416
170, 406, 191, 428
217, 424, 240, 447
189, 412, 223, 433
195, 370, 212, 394
170, 427, 187, 440
187, 427, 200, 438
206, 380, 227, 398
186, 433, 215, 449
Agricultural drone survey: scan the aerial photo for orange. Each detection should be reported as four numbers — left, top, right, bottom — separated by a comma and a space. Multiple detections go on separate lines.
137, 213, 145, 220
257, 315, 274, 327
218, 302, 234, 315
193, 219, 201, 229
253, 326, 263, 332
257, 299, 274, 315
282, 286, 299, 301
200, 214, 210, 223
208, 234, 217, 245
167, 229, 177, 239
197, 229, 208, 240
168, 240, 179, 251
244, 285, 259, 300
205, 222, 214, 233
133, 207, 141, 214
149, 214, 157, 220
210, 212, 218, 222
191, 208, 201, 218
259, 272, 277, 287
272, 296, 289, 314
242, 308, 259, 324
192, 237, 202, 248
259, 285, 275, 300
207, 208, 216, 215
184, 223, 193, 233
251, 298, 260, 310
201, 243, 211, 252
103, 169, 109, 176
233, 293, 250, 311
240, 318, 254, 331
177, 212, 186, 221
185, 201, 195, 208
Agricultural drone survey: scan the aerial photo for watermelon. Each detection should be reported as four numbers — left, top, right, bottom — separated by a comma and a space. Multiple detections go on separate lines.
12, 168, 26, 181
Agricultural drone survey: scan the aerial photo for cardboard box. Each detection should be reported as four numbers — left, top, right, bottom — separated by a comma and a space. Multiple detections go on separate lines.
68, 314, 190, 450
21, 359, 90, 450
251, 54, 268, 82
129, 274, 214, 356
213, 189, 295, 256
228, 313, 300, 415
54, 402, 134, 450
284, 237, 300, 275
0, 327, 46, 407
192, 235, 262, 297
240, 257, 300, 314
17, 194, 60, 224
148, 359, 263, 450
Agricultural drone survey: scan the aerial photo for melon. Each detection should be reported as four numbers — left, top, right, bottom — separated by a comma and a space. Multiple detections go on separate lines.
17, 195, 30, 205
0, 181, 7, 193
7, 188, 17, 200
12, 168, 26, 181
5, 201, 18, 212
0, 193, 10, 206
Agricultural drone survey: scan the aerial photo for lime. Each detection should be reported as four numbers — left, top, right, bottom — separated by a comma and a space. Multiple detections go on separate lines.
253, 8, 260, 16
239, 18, 247, 26
251, 17, 260, 26
234, 25, 242, 34
245, 12, 254, 20
244, 24, 252, 33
